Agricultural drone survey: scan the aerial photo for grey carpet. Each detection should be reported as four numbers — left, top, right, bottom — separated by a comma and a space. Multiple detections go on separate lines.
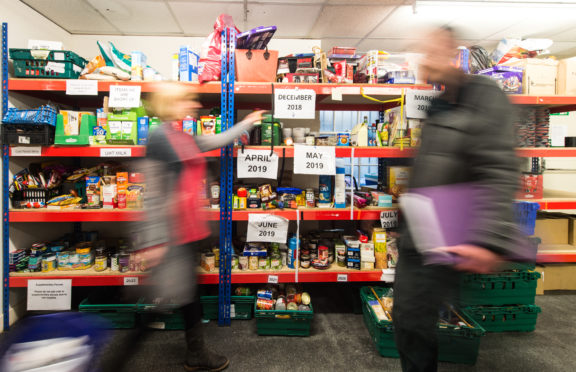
99, 293, 576, 372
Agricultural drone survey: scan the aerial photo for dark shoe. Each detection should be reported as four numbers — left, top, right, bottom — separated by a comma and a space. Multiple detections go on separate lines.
184, 326, 229, 371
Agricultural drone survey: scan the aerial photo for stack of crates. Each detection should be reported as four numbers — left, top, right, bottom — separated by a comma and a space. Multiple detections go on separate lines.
461, 202, 542, 332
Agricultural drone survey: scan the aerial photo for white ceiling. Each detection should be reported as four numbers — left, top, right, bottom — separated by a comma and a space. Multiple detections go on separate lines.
20, 0, 576, 57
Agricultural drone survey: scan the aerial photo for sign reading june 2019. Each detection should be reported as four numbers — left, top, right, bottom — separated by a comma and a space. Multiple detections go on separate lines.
274, 89, 316, 119
109, 85, 141, 108
293, 144, 336, 175
247, 214, 289, 243
406, 90, 442, 119
237, 149, 279, 179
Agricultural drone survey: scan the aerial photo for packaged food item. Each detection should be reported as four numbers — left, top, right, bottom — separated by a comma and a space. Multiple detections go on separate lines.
209, 182, 220, 208
247, 188, 261, 209
249, 256, 259, 270
137, 117, 149, 145
201, 116, 216, 135
318, 176, 332, 207
116, 172, 128, 209
300, 254, 311, 268
337, 133, 350, 146
202, 252, 215, 272
127, 184, 145, 209
41, 254, 56, 272
183, 116, 196, 135
305, 188, 315, 208
388, 166, 411, 201
239, 256, 249, 270
259, 184, 277, 203
257, 298, 275, 310
61, 111, 93, 136
130, 51, 147, 81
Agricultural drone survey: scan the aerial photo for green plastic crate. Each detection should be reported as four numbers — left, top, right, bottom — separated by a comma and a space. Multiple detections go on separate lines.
460, 271, 541, 306
254, 302, 314, 337
200, 295, 255, 320
360, 287, 485, 365
79, 297, 139, 329
10, 48, 87, 79
464, 305, 541, 332
138, 302, 185, 330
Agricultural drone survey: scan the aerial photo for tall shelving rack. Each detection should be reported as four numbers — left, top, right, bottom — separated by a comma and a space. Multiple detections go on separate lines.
3, 23, 576, 328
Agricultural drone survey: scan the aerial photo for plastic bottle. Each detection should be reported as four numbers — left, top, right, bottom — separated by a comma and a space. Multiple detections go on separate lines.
288, 236, 299, 269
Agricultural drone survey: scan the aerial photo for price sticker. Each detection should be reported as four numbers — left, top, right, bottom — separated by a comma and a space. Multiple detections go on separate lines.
11, 146, 42, 156
247, 214, 289, 243
100, 148, 132, 157
406, 90, 442, 119
274, 88, 316, 119
337, 274, 348, 282
268, 275, 279, 284
237, 149, 279, 179
124, 277, 139, 286
293, 144, 336, 175
380, 210, 399, 229
66, 80, 98, 96
109, 85, 142, 108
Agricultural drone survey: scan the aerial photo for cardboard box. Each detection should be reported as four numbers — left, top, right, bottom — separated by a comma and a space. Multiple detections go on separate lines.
388, 166, 411, 200
503, 58, 558, 95
542, 264, 576, 290
517, 174, 543, 200
534, 218, 570, 245
557, 57, 576, 96
535, 266, 544, 295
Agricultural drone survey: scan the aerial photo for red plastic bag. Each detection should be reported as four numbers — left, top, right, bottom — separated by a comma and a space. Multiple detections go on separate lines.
198, 14, 240, 84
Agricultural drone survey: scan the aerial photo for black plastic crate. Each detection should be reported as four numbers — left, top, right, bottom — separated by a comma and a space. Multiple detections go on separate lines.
2, 124, 55, 146
10, 187, 60, 209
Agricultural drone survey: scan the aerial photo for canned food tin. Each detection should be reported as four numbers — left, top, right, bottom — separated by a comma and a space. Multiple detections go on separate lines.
300, 254, 311, 269
204, 253, 216, 272
305, 135, 316, 146
111, 254, 120, 271
305, 189, 315, 208
257, 298, 275, 310
258, 256, 269, 270
94, 256, 108, 272
280, 251, 287, 267
119, 254, 130, 273
257, 289, 273, 300
270, 254, 282, 270
41, 254, 56, 272
337, 133, 350, 146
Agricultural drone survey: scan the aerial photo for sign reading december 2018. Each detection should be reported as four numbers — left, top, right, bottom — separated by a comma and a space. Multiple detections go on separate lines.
237, 149, 279, 179
109, 85, 141, 108
27, 279, 72, 311
406, 90, 442, 119
247, 214, 289, 243
293, 144, 336, 175
274, 89, 316, 119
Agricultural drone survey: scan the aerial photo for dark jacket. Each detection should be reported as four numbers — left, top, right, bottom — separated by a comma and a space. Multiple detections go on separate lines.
405, 75, 519, 256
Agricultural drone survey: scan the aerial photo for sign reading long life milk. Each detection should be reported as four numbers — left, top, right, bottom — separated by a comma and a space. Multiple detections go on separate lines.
294, 144, 336, 175
27, 279, 72, 311
247, 214, 289, 243
237, 149, 279, 179
406, 90, 442, 119
274, 89, 316, 119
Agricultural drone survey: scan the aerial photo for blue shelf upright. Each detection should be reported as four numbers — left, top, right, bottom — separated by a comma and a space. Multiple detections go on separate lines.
2, 22, 9, 331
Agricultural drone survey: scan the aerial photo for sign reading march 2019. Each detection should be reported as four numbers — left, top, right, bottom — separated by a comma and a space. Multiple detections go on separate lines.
237, 149, 279, 179
406, 90, 442, 119
293, 144, 336, 175
274, 89, 316, 119
109, 85, 142, 108
247, 214, 289, 244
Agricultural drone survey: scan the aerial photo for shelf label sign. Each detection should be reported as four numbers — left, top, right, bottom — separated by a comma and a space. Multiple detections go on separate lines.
406, 90, 442, 119
337, 274, 348, 282
11, 146, 42, 156
293, 144, 336, 175
237, 149, 279, 179
274, 88, 316, 119
380, 268, 396, 282
100, 148, 132, 157
109, 85, 141, 108
124, 277, 139, 286
27, 279, 72, 311
247, 214, 289, 243
268, 275, 279, 284
66, 80, 98, 96
380, 210, 399, 229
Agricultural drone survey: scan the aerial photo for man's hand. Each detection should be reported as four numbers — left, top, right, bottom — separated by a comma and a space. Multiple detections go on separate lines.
436, 244, 502, 274
243, 110, 267, 126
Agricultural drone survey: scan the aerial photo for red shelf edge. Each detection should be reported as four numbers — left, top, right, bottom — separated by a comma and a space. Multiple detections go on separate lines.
537, 252, 576, 263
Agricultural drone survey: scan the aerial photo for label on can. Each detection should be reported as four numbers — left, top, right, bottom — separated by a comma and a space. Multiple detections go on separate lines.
95, 257, 108, 272
257, 298, 275, 310
306, 189, 315, 207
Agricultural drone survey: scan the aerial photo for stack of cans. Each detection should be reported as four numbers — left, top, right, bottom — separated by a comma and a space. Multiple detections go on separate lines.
514, 107, 550, 148
535, 107, 550, 148
9, 249, 27, 272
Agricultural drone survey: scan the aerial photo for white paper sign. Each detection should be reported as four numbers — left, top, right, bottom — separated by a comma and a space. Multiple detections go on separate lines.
124, 277, 139, 286
27, 279, 72, 311
66, 80, 98, 96
380, 210, 399, 229
11, 146, 42, 156
293, 144, 336, 175
274, 88, 316, 119
45, 62, 65, 74
331, 87, 343, 101
109, 85, 141, 108
406, 90, 441, 119
237, 149, 279, 179
268, 275, 279, 284
100, 148, 132, 157
380, 268, 396, 282
550, 124, 567, 147
247, 214, 289, 243
337, 274, 348, 282
230, 304, 236, 318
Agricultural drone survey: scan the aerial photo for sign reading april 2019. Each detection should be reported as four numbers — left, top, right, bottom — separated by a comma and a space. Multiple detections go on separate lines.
293, 144, 336, 175
274, 89, 316, 119
237, 149, 279, 179
109, 85, 142, 108
247, 214, 289, 243
406, 90, 442, 119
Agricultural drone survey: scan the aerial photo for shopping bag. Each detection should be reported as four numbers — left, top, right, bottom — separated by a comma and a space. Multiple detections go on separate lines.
235, 48, 279, 82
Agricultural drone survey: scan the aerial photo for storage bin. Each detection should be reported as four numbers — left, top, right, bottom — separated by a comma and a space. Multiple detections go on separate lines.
138, 302, 185, 330
235, 49, 279, 82
10, 48, 87, 79
200, 295, 255, 320
254, 302, 313, 336
3, 106, 58, 126
10, 187, 60, 209
459, 271, 541, 306
360, 287, 485, 365
513, 201, 539, 235
55, 113, 97, 145
79, 297, 139, 329
2, 124, 55, 146
464, 305, 541, 332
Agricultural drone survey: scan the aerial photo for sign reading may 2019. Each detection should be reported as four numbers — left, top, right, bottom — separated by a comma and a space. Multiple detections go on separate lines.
294, 144, 336, 175
237, 149, 279, 179
274, 89, 316, 119
247, 214, 289, 244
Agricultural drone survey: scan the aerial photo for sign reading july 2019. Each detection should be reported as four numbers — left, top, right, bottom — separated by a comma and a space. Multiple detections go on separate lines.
293, 144, 336, 175
274, 89, 316, 119
237, 149, 279, 179
247, 214, 289, 244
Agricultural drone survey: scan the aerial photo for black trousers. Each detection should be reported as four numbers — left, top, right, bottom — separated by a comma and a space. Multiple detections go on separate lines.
393, 247, 460, 372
